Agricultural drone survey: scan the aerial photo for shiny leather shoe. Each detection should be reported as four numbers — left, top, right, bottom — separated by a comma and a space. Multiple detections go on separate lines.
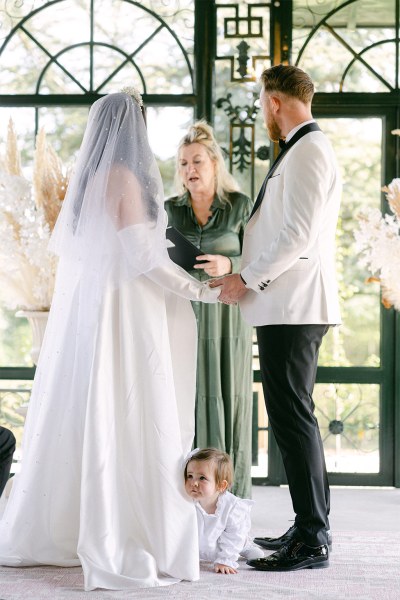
254, 525, 332, 550
247, 539, 329, 571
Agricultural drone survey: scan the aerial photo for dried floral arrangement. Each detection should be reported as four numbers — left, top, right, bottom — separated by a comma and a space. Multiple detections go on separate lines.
0, 119, 68, 310
355, 172, 400, 311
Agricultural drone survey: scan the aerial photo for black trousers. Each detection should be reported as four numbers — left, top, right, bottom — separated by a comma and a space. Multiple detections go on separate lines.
256, 324, 330, 547
0, 426, 16, 498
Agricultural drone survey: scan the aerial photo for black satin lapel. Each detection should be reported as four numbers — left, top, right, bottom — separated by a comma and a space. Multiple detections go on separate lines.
248, 122, 321, 220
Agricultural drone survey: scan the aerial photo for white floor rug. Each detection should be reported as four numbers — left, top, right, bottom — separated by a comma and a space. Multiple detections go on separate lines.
0, 530, 398, 600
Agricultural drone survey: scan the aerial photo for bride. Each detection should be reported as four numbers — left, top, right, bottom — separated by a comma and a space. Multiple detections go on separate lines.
0, 91, 219, 590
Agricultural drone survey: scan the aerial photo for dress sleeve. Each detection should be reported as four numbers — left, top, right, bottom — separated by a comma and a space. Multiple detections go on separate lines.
146, 260, 220, 303
117, 221, 219, 303
214, 499, 252, 569
117, 222, 163, 276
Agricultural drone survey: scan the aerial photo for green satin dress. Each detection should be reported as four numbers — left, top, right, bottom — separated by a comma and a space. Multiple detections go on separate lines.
165, 191, 253, 498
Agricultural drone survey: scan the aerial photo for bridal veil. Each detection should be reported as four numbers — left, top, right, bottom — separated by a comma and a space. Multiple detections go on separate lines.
0, 92, 218, 589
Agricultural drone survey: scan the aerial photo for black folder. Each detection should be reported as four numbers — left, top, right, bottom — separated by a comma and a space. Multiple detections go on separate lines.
166, 226, 207, 271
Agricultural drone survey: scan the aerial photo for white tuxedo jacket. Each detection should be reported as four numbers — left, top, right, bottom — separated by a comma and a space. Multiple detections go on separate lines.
240, 128, 342, 326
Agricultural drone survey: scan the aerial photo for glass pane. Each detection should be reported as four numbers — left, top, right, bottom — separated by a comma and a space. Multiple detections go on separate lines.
0, 381, 32, 470
251, 381, 268, 478
93, 48, 143, 94
0, 0, 194, 94
127, 25, 193, 95
38, 106, 88, 163
40, 47, 91, 94
146, 106, 194, 198
20, 1, 89, 54
344, 39, 396, 92
318, 117, 382, 367
0, 28, 53, 94
0, 0, 90, 94
94, 0, 195, 76
0, 107, 36, 167
214, 82, 268, 201
0, 311, 32, 367
252, 380, 381, 477
0, 108, 37, 365
293, 0, 395, 92
314, 383, 380, 474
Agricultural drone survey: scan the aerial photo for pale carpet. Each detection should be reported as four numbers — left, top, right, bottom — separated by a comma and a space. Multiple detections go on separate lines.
0, 529, 398, 600
1, 486, 399, 599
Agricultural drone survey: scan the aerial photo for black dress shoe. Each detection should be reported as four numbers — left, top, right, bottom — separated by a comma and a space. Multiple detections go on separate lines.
254, 525, 332, 550
247, 539, 329, 571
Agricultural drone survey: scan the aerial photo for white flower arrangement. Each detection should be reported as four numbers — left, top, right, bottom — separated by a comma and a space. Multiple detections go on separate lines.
120, 86, 144, 107
355, 174, 400, 311
0, 120, 68, 310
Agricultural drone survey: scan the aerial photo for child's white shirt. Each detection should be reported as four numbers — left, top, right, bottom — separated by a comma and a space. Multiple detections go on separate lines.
194, 490, 253, 569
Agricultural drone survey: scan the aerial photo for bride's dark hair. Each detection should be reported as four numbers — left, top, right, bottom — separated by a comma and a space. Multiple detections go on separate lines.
72, 93, 159, 233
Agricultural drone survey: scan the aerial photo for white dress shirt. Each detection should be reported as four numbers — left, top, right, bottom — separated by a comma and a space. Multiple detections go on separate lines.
195, 491, 254, 569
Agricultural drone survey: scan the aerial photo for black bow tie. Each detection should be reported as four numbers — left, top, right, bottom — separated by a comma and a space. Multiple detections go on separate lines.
278, 138, 287, 149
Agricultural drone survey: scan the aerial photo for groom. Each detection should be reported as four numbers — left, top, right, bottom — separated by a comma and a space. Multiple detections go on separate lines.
210, 64, 341, 571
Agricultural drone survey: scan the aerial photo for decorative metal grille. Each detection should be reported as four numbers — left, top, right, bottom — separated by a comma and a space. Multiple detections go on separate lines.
315, 383, 380, 474
216, 1, 270, 81
215, 2, 272, 198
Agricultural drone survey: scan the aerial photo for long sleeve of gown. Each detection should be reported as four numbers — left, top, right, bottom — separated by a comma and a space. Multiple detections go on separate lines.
146, 262, 220, 303
118, 223, 218, 457
118, 224, 220, 303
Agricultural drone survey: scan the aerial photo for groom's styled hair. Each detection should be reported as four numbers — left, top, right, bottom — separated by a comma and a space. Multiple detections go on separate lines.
260, 64, 315, 104
184, 447, 234, 489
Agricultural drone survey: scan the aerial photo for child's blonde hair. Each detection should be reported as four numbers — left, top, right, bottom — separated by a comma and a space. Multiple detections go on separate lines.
184, 447, 234, 489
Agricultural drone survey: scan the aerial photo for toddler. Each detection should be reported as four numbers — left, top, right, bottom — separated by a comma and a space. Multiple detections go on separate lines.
184, 448, 264, 574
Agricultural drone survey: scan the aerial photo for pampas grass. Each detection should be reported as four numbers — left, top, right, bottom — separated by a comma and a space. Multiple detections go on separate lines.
33, 128, 68, 231
0, 119, 68, 310
5, 118, 22, 177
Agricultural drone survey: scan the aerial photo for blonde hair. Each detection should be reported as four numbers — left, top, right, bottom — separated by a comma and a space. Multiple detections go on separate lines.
175, 120, 239, 203
184, 447, 234, 489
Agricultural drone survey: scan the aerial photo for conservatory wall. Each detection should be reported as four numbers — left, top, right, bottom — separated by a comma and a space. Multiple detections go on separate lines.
0, 0, 399, 486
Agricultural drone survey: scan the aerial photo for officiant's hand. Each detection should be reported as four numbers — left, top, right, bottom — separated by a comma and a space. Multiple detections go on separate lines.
193, 254, 232, 278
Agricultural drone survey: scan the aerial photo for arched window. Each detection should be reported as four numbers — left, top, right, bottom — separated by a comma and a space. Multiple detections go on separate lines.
0, 0, 196, 181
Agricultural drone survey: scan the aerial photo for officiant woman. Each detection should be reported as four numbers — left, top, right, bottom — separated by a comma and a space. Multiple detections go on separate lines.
165, 121, 253, 498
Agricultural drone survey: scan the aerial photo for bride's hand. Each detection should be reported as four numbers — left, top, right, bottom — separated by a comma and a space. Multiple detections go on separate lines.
193, 254, 232, 277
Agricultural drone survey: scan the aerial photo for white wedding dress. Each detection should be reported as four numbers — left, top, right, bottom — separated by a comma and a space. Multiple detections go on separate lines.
0, 93, 219, 590
0, 251, 218, 590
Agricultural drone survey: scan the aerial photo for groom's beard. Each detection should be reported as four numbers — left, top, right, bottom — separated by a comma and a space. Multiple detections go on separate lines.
267, 113, 282, 143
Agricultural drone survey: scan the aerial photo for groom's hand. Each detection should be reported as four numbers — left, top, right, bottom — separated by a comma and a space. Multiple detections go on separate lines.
209, 273, 247, 305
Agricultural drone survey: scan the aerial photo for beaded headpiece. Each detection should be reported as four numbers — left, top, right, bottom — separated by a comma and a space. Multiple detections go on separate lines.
120, 86, 143, 107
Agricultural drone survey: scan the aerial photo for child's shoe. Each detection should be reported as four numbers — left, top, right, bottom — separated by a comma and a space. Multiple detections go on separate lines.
240, 542, 265, 560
